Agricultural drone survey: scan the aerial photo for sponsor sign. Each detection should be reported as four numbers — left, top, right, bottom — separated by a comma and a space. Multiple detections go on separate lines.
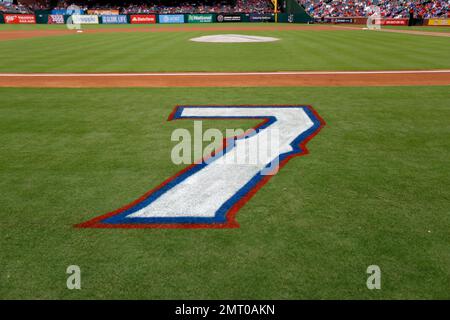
130, 14, 156, 24
71, 15, 99, 24
88, 9, 119, 15
334, 18, 353, 24
249, 13, 275, 22
48, 14, 64, 24
159, 14, 184, 24
51, 9, 83, 15
428, 18, 450, 26
376, 18, 409, 25
187, 14, 214, 23
4, 14, 36, 24
216, 14, 242, 22
101, 15, 127, 24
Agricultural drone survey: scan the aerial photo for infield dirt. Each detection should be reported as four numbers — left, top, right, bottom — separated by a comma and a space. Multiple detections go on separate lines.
0, 70, 449, 87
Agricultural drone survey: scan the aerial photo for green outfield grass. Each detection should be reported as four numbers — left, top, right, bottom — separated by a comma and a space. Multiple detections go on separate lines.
0, 24, 449, 72
1, 86, 449, 299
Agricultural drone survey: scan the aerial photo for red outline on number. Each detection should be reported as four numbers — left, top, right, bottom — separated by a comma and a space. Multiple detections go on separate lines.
75, 105, 325, 229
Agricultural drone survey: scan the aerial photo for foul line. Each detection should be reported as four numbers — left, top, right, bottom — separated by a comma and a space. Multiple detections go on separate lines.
0, 70, 449, 77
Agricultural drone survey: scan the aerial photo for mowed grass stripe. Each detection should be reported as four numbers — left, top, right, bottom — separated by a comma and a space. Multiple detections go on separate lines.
0, 28, 449, 72
308, 30, 449, 70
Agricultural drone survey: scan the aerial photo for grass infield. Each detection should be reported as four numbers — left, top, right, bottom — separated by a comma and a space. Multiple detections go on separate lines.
0, 24, 449, 72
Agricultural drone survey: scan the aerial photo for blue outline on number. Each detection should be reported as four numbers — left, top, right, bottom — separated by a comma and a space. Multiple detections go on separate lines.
101, 106, 322, 225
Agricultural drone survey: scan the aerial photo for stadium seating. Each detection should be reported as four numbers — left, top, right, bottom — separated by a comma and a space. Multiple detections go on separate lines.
299, 0, 449, 18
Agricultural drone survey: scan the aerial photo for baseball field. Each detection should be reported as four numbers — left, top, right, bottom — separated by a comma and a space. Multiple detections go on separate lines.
0, 23, 449, 299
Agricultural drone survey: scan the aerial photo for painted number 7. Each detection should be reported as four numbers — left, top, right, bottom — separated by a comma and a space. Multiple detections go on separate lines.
77, 106, 325, 229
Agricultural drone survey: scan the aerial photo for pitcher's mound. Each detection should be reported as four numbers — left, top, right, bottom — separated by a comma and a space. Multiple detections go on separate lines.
190, 34, 280, 43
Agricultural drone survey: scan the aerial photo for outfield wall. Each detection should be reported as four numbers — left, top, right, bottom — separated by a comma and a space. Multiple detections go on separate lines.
315, 17, 450, 27
2, 12, 449, 26
0, 12, 312, 24
315, 17, 411, 26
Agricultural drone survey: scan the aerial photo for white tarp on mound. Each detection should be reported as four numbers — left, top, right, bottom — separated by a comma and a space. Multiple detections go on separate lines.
190, 34, 280, 43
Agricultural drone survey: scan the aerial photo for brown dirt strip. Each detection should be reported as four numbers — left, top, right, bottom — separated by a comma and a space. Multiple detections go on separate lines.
1, 71, 449, 88
0, 25, 335, 41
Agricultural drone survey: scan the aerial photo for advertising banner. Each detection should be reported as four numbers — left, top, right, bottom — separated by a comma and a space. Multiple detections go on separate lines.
249, 13, 275, 22
48, 14, 64, 24
51, 9, 83, 15
101, 15, 127, 24
4, 14, 36, 24
377, 18, 409, 25
159, 14, 185, 24
216, 14, 242, 22
187, 14, 214, 23
130, 14, 156, 24
428, 18, 449, 26
334, 18, 353, 24
71, 14, 99, 24
88, 9, 119, 15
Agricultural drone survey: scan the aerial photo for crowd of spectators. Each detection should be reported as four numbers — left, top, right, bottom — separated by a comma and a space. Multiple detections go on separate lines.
299, 0, 450, 19
123, 0, 273, 13
51, 0, 273, 14
0, 1, 48, 13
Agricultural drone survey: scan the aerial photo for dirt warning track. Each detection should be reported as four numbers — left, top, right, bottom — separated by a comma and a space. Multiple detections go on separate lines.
0, 70, 449, 88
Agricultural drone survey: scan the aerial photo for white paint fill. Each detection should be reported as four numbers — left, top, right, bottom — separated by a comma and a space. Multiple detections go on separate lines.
127, 107, 314, 219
